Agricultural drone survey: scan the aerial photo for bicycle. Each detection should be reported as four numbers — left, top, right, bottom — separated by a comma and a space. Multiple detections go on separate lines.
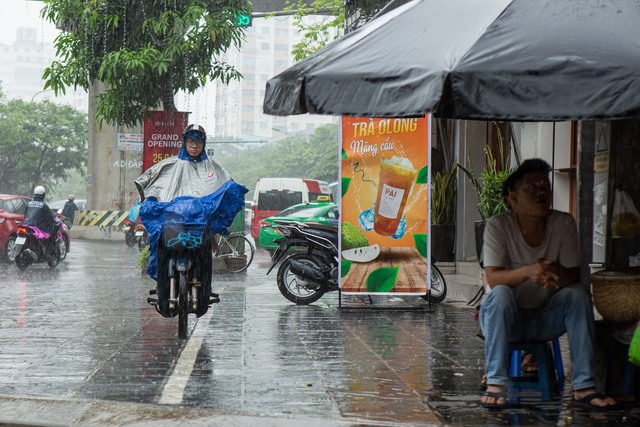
213, 231, 255, 273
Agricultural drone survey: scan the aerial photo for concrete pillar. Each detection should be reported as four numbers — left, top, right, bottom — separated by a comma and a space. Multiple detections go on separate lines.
87, 81, 143, 211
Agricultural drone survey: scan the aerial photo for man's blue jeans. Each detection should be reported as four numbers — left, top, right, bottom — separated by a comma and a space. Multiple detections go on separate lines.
479, 283, 597, 390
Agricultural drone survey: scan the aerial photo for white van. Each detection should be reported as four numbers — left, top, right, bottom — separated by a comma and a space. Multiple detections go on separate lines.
250, 178, 333, 239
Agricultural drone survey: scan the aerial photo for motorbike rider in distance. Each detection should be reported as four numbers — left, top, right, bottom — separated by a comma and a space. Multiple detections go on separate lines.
22, 186, 61, 258
60, 194, 79, 228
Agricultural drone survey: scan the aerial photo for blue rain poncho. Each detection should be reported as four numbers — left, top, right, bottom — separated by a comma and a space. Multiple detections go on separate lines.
140, 180, 248, 280
135, 135, 247, 280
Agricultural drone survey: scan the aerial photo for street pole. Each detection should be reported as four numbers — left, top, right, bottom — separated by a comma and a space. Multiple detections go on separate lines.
31, 89, 54, 102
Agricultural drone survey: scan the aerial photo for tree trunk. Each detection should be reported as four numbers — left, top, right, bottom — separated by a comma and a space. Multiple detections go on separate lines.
161, 72, 176, 112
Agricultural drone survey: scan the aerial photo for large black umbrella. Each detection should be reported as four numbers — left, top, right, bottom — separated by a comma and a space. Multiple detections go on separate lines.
264, 0, 640, 120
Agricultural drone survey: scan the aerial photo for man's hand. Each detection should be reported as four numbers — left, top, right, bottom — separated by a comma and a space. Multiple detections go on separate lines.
529, 258, 560, 290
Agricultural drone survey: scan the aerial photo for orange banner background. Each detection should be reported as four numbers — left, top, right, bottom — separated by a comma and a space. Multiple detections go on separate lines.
340, 116, 430, 294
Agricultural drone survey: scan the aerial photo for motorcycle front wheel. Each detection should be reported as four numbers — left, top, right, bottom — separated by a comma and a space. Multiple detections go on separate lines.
178, 272, 189, 339
422, 264, 447, 304
58, 237, 68, 261
277, 254, 325, 305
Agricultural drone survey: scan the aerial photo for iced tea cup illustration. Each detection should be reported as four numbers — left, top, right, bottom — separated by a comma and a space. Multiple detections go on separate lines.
374, 156, 417, 236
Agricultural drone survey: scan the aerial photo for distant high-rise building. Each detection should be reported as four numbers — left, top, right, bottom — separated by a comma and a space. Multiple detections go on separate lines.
211, 15, 337, 141
0, 27, 87, 111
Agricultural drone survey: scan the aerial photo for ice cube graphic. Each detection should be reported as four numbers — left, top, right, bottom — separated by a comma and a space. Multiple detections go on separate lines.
358, 206, 375, 231
390, 216, 406, 239
358, 204, 406, 238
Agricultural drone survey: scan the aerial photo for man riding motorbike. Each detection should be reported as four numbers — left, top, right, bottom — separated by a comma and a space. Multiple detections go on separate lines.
22, 185, 61, 258
134, 124, 247, 317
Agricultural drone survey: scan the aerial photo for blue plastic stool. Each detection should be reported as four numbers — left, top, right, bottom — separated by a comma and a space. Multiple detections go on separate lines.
507, 338, 564, 401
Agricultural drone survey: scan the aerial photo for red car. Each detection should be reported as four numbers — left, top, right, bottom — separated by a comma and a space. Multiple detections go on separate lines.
0, 194, 71, 262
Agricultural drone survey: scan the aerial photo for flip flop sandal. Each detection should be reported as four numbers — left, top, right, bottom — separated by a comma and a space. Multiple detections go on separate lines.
480, 390, 509, 409
572, 392, 621, 411
521, 352, 538, 374
522, 360, 538, 374
479, 375, 487, 391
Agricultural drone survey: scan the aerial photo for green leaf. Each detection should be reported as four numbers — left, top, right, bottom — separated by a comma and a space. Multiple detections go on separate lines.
415, 166, 428, 184
413, 233, 428, 258
340, 259, 352, 277
341, 148, 348, 159
365, 266, 399, 292
341, 176, 352, 197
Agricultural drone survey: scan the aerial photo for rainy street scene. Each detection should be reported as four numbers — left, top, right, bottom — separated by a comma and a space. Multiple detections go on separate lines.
2, 0, 640, 425
0, 239, 638, 427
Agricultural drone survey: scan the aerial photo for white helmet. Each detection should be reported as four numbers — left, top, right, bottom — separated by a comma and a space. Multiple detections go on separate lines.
34, 186, 46, 196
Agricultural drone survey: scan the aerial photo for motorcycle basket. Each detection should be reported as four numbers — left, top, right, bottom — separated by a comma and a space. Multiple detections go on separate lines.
162, 224, 207, 251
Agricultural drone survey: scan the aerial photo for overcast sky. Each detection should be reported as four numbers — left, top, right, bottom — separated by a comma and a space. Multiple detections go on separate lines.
0, 0, 59, 46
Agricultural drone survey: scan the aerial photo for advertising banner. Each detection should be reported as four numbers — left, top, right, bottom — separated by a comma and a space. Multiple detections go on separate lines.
142, 111, 189, 172
340, 116, 430, 294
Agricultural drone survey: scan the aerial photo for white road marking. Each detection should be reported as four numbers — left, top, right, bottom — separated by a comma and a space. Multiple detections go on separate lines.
159, 309, 212, 404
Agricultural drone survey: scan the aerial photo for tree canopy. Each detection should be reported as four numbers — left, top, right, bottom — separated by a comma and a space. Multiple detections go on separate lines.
41, 0, 251, 128
286, 0, 387, 61
285, 0, 343, 61
0, 99, 88, 196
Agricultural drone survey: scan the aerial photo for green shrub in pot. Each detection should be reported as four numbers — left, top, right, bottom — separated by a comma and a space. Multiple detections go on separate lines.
458, 145, 512, 221
431, 164, 457, 225
458, 137, 514, 262
431, 164, 457, 262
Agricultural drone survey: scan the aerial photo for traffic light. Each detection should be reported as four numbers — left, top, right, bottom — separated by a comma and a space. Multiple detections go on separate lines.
234, 10, 252, 27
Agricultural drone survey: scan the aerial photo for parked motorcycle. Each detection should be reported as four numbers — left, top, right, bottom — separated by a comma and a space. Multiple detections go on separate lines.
123, 218, 137, 247
13, 225, 62, 270
147, 224, 217, 339
267, 221, 339, 305
134, 224, 149, 250
267, 220, 447, 305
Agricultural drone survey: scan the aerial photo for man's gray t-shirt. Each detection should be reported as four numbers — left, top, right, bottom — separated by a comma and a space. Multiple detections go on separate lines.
483, 209, 580, 309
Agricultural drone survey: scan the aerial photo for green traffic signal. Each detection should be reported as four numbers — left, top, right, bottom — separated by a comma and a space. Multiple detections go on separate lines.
234, 11, 252, 27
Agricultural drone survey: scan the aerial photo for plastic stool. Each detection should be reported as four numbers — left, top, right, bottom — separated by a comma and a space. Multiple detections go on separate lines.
507, 339, 563, 401
509, 338, 564, 381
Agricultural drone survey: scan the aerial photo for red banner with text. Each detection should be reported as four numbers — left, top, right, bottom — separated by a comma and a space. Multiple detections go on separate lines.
142, 111, 189, 172
340, 116, 430, 294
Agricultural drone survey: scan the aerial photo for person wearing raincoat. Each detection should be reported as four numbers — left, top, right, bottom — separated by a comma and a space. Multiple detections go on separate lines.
22, 185, 61, 258
135, 124, 247, 317
127, 200, 141, 223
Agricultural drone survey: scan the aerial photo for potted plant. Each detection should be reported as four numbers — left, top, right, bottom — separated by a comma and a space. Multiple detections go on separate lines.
431, 164, 457, 262
458, 144, 513, 262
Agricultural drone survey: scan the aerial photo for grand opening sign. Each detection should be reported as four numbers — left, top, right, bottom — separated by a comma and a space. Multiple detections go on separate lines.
142, 111, 189, 172
340, 116, 430, 294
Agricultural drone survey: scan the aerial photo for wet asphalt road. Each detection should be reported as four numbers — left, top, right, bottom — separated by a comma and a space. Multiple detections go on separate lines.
0, 239, 639, 426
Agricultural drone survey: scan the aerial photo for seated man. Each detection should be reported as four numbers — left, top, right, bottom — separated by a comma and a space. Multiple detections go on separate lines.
479, 158, 617, 410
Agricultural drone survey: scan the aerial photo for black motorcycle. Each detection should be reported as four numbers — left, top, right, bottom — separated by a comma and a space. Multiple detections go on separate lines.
267, 220, 447, 305
13, 226, 62, 270
147, 224, 216, 339
267, 221, 340, 305
123, 218, 137, 247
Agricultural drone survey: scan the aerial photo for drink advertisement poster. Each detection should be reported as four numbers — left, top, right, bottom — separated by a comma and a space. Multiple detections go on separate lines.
340, 116, 430, 294
142, 111, 189, 172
